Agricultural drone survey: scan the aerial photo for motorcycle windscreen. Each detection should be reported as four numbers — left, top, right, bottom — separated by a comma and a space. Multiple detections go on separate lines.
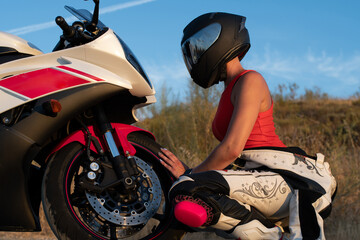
64, 6, 106, 30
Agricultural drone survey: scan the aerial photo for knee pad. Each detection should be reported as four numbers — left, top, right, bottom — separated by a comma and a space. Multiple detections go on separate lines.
173, 194, 217, 227
169, 175, 221, 228
174, 201, 208, 227
169, 173, 233, 228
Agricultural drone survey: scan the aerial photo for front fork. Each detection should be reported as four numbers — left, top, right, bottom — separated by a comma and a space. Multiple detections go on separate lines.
93, 105, 139, 191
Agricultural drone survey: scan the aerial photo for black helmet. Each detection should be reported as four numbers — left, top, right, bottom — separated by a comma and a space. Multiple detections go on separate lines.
181, 12, 250, 88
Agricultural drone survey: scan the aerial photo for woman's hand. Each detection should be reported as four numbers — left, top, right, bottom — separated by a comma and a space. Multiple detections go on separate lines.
158, 148, 188, 179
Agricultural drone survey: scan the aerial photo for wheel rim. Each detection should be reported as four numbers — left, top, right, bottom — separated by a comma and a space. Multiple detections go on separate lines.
85, 157, 162, 225
65, 150, 170, 239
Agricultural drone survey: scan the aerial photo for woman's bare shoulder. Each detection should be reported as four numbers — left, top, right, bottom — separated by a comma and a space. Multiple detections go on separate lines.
231, 70, 270, 105
242, 70, 265, 81
236, 70, 267, 91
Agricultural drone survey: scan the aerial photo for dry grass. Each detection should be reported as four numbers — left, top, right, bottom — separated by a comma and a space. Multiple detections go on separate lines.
138, 83, 360, 239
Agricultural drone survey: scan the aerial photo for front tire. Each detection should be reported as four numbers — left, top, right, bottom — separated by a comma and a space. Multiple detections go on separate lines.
42, 132, 181, 240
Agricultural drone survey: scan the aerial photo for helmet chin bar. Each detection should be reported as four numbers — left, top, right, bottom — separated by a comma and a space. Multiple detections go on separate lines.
192, 68, 219, 89
192, 59, 227, 89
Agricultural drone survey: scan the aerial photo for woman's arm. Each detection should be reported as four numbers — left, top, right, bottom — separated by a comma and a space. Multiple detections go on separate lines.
159, 71, 271, 177
192, 71, 269, 173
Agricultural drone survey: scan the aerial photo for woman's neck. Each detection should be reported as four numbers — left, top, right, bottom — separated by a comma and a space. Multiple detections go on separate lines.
224, 59, 245, 87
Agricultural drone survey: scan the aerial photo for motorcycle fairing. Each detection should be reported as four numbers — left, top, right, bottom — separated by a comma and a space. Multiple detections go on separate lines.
0, 29, 155, 104
0, 58, 132, 114
0, 31, 43, 56
50, 123, 155, 157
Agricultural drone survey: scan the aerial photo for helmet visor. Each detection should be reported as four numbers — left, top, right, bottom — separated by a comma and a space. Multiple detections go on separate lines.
181, 23, 222, 72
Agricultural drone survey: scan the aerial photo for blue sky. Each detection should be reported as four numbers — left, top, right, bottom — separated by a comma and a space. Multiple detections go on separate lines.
2, 0, 360, 99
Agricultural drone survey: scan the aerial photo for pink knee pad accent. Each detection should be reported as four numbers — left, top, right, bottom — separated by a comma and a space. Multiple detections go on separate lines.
174, 201, 208, 227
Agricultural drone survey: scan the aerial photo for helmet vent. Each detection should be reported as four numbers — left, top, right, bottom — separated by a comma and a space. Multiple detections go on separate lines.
239, 18, 246, 32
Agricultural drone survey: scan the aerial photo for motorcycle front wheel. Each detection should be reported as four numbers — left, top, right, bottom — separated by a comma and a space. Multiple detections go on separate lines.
42, 132, 183, 240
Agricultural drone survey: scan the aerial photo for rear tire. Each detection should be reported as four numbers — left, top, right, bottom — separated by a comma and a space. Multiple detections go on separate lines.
42, 132, 181, 239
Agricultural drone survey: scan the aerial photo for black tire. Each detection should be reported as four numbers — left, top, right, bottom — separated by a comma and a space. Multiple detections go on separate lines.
42, 132, 182, 240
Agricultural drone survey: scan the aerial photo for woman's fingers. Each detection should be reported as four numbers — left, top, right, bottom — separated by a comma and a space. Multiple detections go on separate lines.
158, 151, 171, 166
160, 148, 176, 161
159, 156, 172, 170
158, 148, 185, 179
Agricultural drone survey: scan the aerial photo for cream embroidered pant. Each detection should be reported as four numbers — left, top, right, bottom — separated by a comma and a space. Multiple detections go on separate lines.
169, 169, 293, 231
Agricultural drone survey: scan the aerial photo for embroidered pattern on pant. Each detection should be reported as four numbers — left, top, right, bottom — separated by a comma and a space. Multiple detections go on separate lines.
293, 154, 322, 176
234, 179, 288, 200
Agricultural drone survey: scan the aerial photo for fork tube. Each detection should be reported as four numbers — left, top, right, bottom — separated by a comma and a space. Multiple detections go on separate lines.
104, 131, 120, 158
93, 105, 120, 157
93, 106, 129, 176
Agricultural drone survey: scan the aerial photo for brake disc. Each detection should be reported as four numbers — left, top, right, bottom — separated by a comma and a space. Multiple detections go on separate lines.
85, 157, 162, 226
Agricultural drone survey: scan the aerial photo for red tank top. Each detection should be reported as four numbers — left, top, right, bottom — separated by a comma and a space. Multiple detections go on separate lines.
212, 70, 286, 149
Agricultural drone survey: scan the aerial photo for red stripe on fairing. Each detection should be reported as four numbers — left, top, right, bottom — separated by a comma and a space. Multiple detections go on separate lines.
57, 66, 105, 82
0, 68, 90, 98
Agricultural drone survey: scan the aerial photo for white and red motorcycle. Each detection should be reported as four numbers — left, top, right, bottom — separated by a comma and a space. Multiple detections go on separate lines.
0, 1, 185, 239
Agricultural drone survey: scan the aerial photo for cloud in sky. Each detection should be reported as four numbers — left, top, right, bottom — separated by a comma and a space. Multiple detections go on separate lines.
246, 45, 300, 81
100, 0, 155, 15
307, 50, 360, 84
145, 47, 360, 98
7, 0, 156, 36
144, 58, 190, 96
245, 46, 360, 96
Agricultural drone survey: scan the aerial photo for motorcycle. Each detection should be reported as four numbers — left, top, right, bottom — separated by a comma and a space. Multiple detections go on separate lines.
0, 0, 187, 239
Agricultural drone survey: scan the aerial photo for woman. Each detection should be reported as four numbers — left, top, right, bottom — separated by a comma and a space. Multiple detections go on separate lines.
159, 12, 336, 240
